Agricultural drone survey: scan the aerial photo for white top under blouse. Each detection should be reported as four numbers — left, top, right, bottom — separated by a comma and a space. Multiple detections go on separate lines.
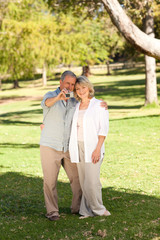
77, 109, 86, 141
69, 97, 109, 163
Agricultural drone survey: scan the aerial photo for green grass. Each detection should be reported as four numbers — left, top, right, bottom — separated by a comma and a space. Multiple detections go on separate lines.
0, 67, 160, 240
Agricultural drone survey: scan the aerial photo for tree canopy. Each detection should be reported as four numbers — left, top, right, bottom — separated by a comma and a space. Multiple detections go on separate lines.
46, 0, 160, 59
0, 0, 123, 86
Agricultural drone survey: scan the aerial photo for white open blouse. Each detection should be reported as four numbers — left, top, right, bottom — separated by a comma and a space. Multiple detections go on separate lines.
69, 97, 109, 163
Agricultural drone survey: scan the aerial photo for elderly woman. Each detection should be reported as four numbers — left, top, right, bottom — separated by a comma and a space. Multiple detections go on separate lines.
69, 76, 111, 218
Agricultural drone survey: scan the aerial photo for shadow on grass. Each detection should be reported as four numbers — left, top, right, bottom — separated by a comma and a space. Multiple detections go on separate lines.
0, 172, 71, 217
1, 109, 159, 126
110, 114, 160, 122
113, 67, 146, 76
94, 82, 145, 99
93, 78, 145, 87
0, 108, 42, 126
0, 171, 159, 240
92, 67, 147, 76
94, 72, 159, 90
92, 66, 160, 77
0, 96, 27, 100
0, 119, 41, 126
0, 109, 42, 118
0, 143, 39, 149
109, 105, 142, 109
93, 82, 146, 101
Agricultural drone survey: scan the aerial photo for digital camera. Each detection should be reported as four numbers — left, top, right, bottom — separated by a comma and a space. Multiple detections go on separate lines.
65, 92, 74, 98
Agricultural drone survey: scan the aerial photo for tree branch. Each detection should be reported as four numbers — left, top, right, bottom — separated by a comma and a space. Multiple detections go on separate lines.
101, 0, 160, 60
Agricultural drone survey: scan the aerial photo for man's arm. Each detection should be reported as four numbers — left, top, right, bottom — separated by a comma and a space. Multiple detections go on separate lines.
45, 95, 60, 107
45, 89, 69, 107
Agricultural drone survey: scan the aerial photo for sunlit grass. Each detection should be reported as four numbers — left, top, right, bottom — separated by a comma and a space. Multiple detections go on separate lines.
0, 67, 160, 240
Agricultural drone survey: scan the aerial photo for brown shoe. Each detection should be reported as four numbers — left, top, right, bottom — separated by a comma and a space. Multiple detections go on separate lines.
48, 215, 60, 221
71, 210, 79, 214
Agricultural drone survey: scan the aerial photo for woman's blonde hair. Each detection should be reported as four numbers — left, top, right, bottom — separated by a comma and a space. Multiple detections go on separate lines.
74, 75, 94, 101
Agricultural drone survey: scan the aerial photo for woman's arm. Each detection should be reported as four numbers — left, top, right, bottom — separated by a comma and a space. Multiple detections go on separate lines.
91, 135, 106, 164
91, 104, 109, 164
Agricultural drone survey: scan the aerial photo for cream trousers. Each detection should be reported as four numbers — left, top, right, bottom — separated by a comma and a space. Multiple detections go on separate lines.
77, 141, 106, 216
40, 145, 82, 217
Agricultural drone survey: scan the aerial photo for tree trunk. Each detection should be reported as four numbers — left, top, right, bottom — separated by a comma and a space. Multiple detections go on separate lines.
144, 3, 158, 105
106, 61, 111, 75
13, 79, 20, 88
42, 63, 47, 86
101, 0, 160, 60
82, 66, 91, 77
145, 56, 158, 105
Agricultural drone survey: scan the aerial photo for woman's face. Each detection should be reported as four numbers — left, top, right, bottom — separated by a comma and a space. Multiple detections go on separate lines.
75, 83, 90, 100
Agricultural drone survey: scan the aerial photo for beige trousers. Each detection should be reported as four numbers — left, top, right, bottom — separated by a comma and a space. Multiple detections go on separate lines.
40, 145, 82, 217
77, 142, 106, 216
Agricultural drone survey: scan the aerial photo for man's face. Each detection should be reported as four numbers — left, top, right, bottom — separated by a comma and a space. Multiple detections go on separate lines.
60, 76, 76, 92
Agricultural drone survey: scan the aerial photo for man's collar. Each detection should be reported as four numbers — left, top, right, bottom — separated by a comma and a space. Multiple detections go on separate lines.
56, 87, 61, 94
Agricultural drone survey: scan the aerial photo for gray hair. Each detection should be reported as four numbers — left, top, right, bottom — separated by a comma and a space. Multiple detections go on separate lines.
61, 70, 76, 81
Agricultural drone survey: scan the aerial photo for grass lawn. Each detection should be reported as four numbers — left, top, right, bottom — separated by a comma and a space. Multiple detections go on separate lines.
0, 67, 160, 240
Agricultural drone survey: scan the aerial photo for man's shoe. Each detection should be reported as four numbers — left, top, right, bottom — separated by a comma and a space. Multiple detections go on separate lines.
71, 210, 79, 214
48, 215, 60, 221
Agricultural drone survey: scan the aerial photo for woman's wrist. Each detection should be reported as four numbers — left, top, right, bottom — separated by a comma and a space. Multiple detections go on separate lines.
95, 145, 101, 152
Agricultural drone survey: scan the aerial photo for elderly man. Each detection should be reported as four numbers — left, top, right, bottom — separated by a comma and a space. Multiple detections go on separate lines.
40, 70, 107, 221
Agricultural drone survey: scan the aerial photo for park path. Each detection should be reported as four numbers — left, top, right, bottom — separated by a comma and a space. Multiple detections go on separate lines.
0, 96, 42, 105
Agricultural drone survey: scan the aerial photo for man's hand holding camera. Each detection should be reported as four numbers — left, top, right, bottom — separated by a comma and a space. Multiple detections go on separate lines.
57, 88, 74, 101
45, 88, 74, 108
58, 88, 69, 101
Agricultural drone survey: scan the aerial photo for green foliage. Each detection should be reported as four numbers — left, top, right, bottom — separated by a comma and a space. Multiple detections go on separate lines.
0, 0, 60, 82
123, 0, 160, 36
47, 0, 102, 18
153, 2, 160, 39
0, 2, 123, 84
1, 19, 37, 80
115, 0, 160, 61
0, 0, 125, 89
6, 0, 48, 21
46, 0, 124, 64
55, 12, 123, 66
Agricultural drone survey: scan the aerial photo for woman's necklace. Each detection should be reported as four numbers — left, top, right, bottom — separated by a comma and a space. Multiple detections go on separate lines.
80, 99, 90, 110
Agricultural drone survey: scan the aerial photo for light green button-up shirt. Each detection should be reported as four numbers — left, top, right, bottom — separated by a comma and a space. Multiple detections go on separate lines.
40, 87, 77, 152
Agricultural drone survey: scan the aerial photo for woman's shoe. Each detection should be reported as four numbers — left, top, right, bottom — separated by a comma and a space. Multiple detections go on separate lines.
79, 215, 89, 219
103, 210, 111, 216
